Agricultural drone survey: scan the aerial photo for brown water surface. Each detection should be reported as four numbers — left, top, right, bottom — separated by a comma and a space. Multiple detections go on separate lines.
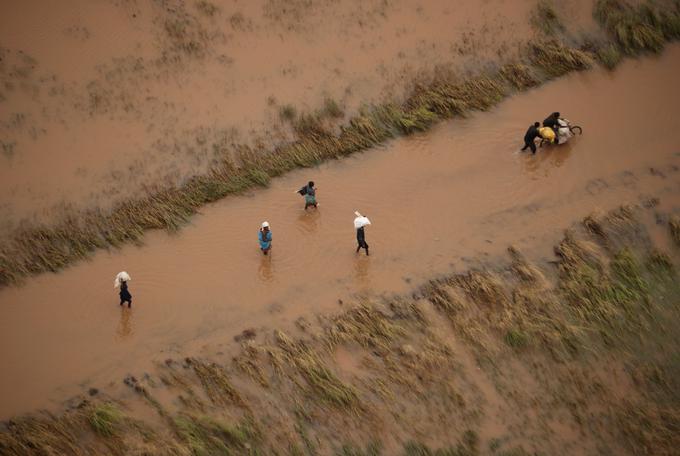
1, 0, 547, 227
1, 46, 679, 419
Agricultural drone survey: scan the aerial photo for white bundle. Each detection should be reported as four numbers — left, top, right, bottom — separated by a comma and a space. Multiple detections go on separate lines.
114, 271, 131, 289
353, 211, 371, 229
557, 118, 573, 142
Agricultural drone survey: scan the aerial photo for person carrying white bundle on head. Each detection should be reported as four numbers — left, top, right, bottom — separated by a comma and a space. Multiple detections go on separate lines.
114, 271, 132, 308
354, 211, 371, 256
258, 221, 272, 255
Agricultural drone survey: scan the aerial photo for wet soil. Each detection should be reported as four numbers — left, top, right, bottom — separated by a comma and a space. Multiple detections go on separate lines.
0, 44, 679, 419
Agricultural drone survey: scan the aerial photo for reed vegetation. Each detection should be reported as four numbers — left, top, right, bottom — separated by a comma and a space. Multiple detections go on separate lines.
1, 207, 680, 455
1, 0, 679, 287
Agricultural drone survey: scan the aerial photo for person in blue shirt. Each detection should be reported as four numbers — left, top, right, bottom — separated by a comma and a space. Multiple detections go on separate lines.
258, 221, 272, 255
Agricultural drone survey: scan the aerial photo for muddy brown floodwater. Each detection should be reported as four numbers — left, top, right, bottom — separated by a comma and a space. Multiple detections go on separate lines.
1, 0, 554, 229
1, 45, 679, 419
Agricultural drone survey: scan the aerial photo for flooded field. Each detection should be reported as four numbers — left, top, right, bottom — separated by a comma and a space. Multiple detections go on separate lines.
1, 43, 679, 420
1, 0, 591, 230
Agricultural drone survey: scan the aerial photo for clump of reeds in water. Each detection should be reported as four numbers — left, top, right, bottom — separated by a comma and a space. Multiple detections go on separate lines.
528, 40, 594, 78
594, 0, 680, 55
531, 0, 565, 36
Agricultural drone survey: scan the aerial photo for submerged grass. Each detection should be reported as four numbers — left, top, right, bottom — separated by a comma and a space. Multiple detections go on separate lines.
174, 414, 259, 456
187, 358, 246, 408
596, 43, 623, 69
89, 402, 123, 437
0, 0, 678, 288
528, 40, 594, 78
531, 0, 565, 36
274, 330, 360, 409
1, 206, 680, 455
670, 215, 680, 246
594, 0, 680, 55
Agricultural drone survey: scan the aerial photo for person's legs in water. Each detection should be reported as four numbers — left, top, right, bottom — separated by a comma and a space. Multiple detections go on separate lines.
304, 194, 317, 210
522, 140, 537, 154
357, 240, 369, 256
127, 299, 132, 308
120, 300, 124, 306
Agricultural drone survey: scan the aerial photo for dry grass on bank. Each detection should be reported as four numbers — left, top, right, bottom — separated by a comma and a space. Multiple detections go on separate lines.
670, 215, 680, 246
1, 0, 679, 287
2, 206, 680, 455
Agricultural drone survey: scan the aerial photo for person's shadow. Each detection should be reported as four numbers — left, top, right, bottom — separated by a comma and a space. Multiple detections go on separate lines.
522, 142, 574, 176
116, 308, 133, 340
354, 255, 372, 288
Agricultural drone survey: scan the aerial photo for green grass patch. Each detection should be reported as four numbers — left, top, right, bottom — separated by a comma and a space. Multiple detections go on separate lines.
89, 403, 123, 437
596, 43, 623, 69
505, 328, 529, 349
175, 415, 259, 456
275, 330, 360, 409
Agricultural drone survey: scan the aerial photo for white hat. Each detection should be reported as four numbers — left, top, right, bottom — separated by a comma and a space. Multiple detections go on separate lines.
261, 221, 270, 228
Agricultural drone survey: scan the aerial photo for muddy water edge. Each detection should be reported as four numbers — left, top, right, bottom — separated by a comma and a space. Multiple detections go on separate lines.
1, 45, 679, 421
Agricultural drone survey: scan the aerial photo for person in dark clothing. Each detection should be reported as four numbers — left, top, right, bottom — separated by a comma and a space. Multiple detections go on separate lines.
298, 181, 317, 210
542, 112, 561, 144
521, 122, 541, 154
356, 226, 369, 255
119, 280, 132, 308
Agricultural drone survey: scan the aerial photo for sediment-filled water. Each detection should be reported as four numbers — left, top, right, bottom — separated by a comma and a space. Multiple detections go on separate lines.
0, 44, 679, 419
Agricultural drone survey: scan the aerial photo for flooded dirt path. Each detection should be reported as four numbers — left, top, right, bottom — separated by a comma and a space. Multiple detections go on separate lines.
1, 0, 546, 229
1, 46, 679, 419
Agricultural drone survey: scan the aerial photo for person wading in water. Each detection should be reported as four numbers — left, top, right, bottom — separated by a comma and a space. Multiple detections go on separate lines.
114, 272, 132, 308
542, 112, 562, 144
354, 211, 370, 256
259, 221, 272, 255
297, 181, 318, 210
119, 280, 132, 307
521, 121, 541, 154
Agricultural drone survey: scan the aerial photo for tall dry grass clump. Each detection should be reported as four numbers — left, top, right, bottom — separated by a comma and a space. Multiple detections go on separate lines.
528, 40, 594, 78
594, 0, 680, 55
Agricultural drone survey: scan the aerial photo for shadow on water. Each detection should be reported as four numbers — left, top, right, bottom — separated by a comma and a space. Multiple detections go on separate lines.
521, 142, 575, 176
116, 308, 133, 341
353, 255, 372, 288
296, 207, 321, 235
257, 253, 274, 283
